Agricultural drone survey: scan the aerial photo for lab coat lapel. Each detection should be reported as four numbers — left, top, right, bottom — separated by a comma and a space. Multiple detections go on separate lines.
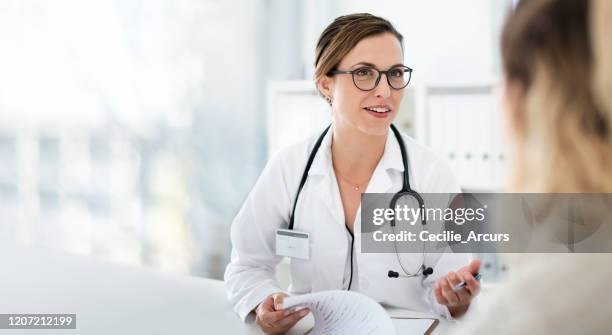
365, 127, 405, 194
310, 125, 407, 290
306, 128, 349, 290
319, 173, 344, 224
365, 163, 393, 194
307, 127, 345, 226
355, 128, 405, 292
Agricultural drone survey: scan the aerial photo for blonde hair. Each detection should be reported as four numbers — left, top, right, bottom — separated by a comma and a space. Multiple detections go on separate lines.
501, 0, 612, 192
592, 0, 612, 126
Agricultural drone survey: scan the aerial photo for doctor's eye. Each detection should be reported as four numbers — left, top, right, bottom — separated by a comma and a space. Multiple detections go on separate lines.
388, 67, 405, 78
354, 67, 376, 77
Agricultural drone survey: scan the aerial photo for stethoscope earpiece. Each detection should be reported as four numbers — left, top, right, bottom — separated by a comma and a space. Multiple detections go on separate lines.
388, 266, 434, 279
388, 270, 399, 278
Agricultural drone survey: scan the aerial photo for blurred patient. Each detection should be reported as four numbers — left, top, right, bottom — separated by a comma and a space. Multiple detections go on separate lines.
453, 0, 612, 333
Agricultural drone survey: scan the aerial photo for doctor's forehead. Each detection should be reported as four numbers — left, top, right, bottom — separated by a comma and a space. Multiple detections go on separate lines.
337, 32, 404, 69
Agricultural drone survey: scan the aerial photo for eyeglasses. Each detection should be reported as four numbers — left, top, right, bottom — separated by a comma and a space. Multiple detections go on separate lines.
329, 65, 413, 91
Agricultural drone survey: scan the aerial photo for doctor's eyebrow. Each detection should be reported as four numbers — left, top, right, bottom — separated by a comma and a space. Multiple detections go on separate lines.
349, 62, 406, 69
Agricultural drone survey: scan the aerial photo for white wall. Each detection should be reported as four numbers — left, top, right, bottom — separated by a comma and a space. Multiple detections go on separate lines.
312, 0, 509, 85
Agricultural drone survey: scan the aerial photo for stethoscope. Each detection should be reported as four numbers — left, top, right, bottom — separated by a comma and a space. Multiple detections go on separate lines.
287, 123, 433, 291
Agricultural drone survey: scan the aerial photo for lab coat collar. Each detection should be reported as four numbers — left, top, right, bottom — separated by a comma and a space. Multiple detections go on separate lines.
381, 126, 406, 173
307, 125, 334, 177
307, 125, 405, 177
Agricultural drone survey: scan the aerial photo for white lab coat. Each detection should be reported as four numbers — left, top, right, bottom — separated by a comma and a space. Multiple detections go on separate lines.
224, 125, 471, 322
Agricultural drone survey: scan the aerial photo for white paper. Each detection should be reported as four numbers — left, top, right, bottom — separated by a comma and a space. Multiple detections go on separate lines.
392, 318, 436, 334
280, 290, 396, 335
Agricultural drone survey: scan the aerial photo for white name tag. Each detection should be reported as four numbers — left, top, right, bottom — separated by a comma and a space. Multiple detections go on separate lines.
275, 229, 310, 260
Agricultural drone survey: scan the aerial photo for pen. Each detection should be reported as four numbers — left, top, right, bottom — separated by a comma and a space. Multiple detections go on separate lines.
452, 273, 482, 292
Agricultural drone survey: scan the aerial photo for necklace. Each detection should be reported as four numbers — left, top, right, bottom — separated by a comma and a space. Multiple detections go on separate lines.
336, 172, 369, 191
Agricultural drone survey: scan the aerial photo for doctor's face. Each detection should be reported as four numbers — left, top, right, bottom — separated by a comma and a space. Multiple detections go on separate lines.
327, 33, 405, 136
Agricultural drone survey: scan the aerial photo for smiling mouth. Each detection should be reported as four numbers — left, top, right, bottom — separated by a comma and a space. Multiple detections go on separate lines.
363, 106, 392, 113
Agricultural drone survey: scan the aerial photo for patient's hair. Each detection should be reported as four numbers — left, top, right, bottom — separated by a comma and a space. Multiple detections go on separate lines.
501, 0, 612, 192
314, 13, 403, 101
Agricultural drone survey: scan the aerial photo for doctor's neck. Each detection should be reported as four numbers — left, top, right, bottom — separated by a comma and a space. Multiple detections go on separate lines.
330, 123, 387, 181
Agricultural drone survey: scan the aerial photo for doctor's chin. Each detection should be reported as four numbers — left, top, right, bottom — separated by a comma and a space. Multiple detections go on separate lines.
2, 0, 611, 334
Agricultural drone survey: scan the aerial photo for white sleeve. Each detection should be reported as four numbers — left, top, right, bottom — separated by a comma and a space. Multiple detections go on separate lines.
223, 152, 293, 322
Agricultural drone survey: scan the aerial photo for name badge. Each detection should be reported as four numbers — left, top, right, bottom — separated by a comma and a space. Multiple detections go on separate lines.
275, 229, 310, 260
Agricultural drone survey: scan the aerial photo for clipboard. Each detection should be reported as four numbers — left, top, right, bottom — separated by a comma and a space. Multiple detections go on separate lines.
391, 317, 439, 335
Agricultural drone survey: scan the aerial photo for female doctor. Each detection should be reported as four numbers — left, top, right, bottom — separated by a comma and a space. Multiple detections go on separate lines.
225, 13, 481, 334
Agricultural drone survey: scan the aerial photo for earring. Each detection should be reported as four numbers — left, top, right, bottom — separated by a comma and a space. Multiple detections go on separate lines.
326, 96, 333, 106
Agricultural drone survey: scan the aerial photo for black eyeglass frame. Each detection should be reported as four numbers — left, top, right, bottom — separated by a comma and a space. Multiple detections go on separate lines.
328, 65, 413, 91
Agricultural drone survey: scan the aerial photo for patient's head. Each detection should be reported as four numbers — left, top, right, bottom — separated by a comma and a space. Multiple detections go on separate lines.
501, 0, 612, 192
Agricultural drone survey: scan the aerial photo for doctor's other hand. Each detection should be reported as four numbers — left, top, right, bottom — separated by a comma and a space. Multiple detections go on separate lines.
434, 259, 481, 318
255, 292, 310, 335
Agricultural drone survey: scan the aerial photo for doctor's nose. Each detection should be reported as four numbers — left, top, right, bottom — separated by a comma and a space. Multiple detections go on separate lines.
373, 75, 392, 99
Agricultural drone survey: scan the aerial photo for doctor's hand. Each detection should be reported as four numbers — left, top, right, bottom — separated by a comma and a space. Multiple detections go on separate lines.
255, 292, 310, 335
434, 259, 481, 318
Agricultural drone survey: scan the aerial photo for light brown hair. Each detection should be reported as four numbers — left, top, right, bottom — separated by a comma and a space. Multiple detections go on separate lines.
501, 0, 612, 192
314, 13, 403, 101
